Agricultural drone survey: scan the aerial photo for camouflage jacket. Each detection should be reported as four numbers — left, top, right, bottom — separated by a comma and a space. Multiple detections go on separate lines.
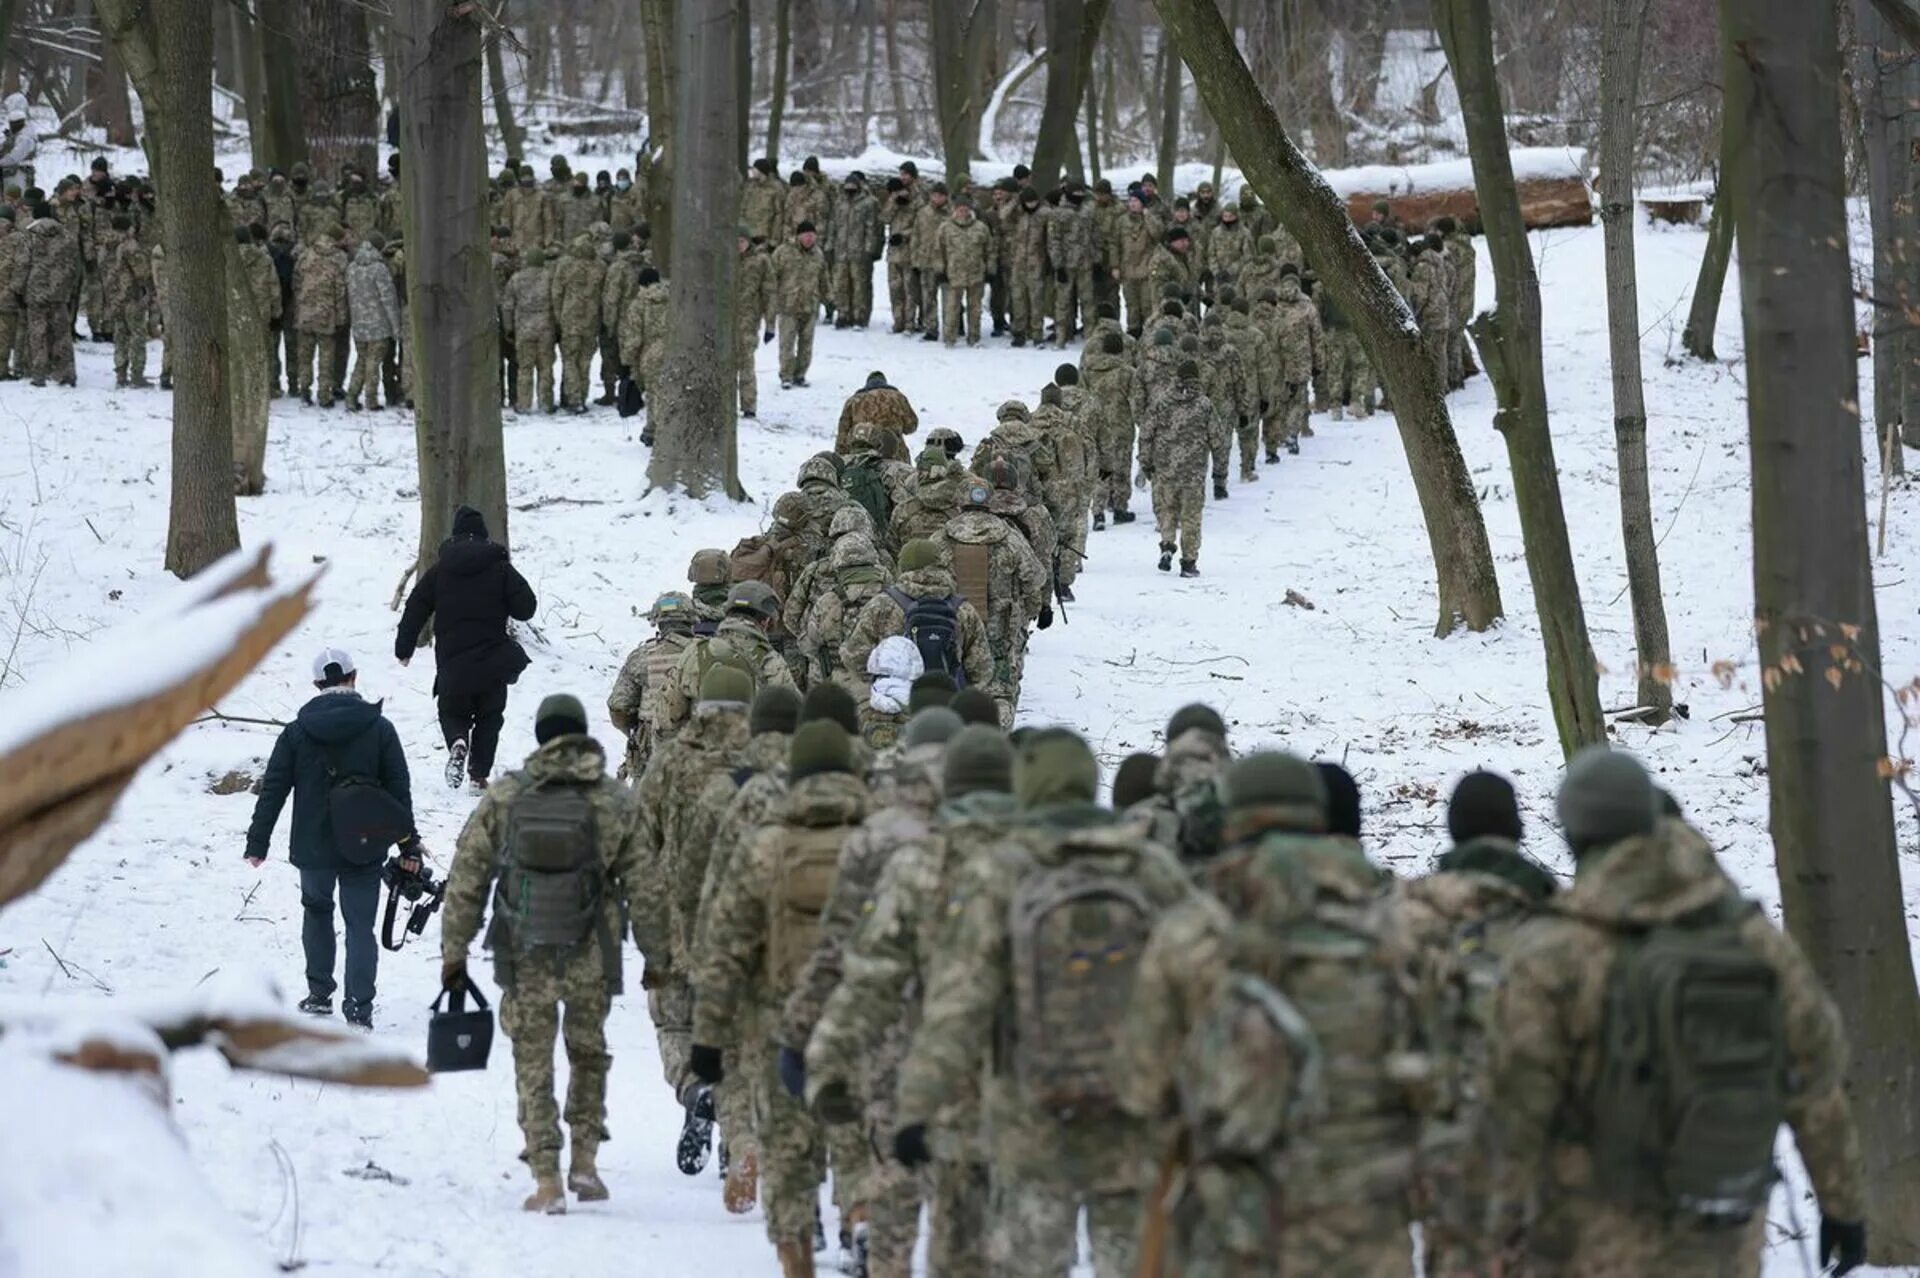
340, 190, 380, 239
1444, 231, 1477, 322
834, 189, 884, 262
840, 563, 993, 691
618, 280, 670, 372
1117, 210, 1162, 280
291, 241, 348, 332
1409, 246, 1452, 330
910, 199, 952, 270
772, 239, 827, 313
835, 382, 919, 454
1138, 378, 1214, 482
1202, 333, 1256, 426
1268, 282, 1324, 385
740, 170, 786, 244
786, 180, 832, 238
735, 244, 775, 333
1222, 308, 1273, 406
240, 242, 282, 325
937, 213, 994, 287
503, 186, 555, 251
549, 237, 606, 339
439, 736, 645, 991
501, 259, 554, 336
693, 770, 873, 1043
932, 511, 1048, 639
346, 242, 402, 341
16, 217, 78, 307
1030, 403, 1091, 518
883, 194, 918, 263
103, 234, 152, 316
1132, 727, 1230, 857
659, 615, 798, 730
607, 626, 695, 776
634, 703, 752, 972
1147, 243, 1195, 298
1203, 220, 1254, 279
799, 534, 893, 688
608, 185, 644, 232
554, 190, 601, 244
1044, 201, 1096, 272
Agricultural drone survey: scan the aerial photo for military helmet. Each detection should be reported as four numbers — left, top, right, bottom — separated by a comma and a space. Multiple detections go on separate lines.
848, 422, 883, 453
648, 590, 696, 622
829, 534, 879, 571
726, 579, 781, 620
926, 426, 964, 454
688, 547, 731, 586
772, 490, 809, 528
828, 504, 874, 540
798, 453, 842, 486
994, 400, 1030, 424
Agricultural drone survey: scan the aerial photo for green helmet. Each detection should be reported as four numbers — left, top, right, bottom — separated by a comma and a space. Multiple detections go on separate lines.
727, 580, 781, 620
648, 590, 695, 623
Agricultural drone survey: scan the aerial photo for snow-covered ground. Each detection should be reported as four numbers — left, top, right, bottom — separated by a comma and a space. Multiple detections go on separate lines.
1, 208, 1916, 1276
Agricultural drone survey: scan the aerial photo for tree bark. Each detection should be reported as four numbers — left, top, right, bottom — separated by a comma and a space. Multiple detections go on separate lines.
229, 2, 268, 168
1725, 0, 1920, 1258
1153, 0, 1503, 635
1084, 39, 1101, 181
640, 0, 676, 260
93, 33, 135, 148
395, 0, 509, 559
769, 0, 791, 160
1681, 114, 1736, 360
300, 0, 380, 179
737, 2, 753, 173
97, 0, 241, 578
226, 236, 270, 496
791, 0, 822, 109
930, 0, 996, 186
649, 0, 744, 500
1598, 0, 1673, 722
1031, 0, 1112, 189
1155, 24, 1181, 191
1855, 0, 1913, 469
487, 0, 526, 164
255, 0, 309, 171
1436, 0, 1606, 758
883, 0, 910, 149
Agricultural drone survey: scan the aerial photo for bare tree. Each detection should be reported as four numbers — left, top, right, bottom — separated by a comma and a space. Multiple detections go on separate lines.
1154, 19, 1180, 191
255, 0, 308, 170
768, 0, 791, 159
1598, 0, 1673, 722
1680, 112, 1735, 360
395, 0, 509, 560
300, 0, 379, 179
487, 0, 526, 163
930, 0, 996, 185
1855, 0, 1917, 462
641, 0, 676, 258
1725, 0, 1920, 1257
649, 0, 744, 500
1436, 0, 1606, 757
1153, 0, 1504, 636
96, 0, 240, 577
1031, 0, 1112, 188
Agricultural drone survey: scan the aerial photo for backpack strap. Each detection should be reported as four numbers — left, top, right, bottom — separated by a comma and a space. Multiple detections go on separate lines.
885, 586, 914, 614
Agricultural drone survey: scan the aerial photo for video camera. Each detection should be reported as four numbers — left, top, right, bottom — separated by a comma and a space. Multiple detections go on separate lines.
381, 850, 446, 951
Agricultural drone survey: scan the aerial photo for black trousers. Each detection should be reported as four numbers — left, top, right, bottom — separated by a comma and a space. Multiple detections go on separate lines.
438, 684, 509, 782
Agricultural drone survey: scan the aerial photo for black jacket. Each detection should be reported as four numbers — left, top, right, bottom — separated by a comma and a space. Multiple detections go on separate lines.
246, 691, 415, 869
395, 513, 537, 697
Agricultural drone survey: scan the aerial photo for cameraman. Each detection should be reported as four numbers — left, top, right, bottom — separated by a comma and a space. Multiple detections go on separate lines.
246, 647, 418, 1029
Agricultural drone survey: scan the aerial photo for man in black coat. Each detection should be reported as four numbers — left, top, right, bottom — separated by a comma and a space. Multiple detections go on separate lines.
396, 505, 538, 791
246, 648, 417, 1028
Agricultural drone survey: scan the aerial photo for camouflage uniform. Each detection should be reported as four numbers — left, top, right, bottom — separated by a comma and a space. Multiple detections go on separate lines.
1006, 199, 1050, 345
694, 768, 873, 1252
911, 195, 952, 338
15, 215, 77, 384
618, 276, 670, 399
344, 241, 402, 410
504, 180, 556, 252
733, 241, 775, 415
0, 217, 24, 377
1045, 198, 1097, 346
840, 560, 993, 697
1265, 275, 1323, 454
894, 789, 1195, 1278
104, 234, 153, 385
340, 182, 380, 241
291, 237, 349, 405
440, 735, 645, 1183
1220, 305, 1273, 475
607, 611, 699, 780
1031, 397, 1092, 588
1321, 287, 1373, 419
772, 236, 827, 384
658, 615, 799, 732
240, 237, 282, 386
835, 378, 918, 460
1079, 336, 1137, 517
1116, 207, 1161, 331
1444, 226, 1477, 386
1409, 239, 1452, 389
1202, 212, 1253, 283
932, 505, 1048, 718
891, 454, 970, 545
884, 190, 921, 333
1140, 374, 1213, 565
1131, 725, 1230, 857
937, 205, 994, 347
550, 235, 606, 410
832, 185, 883, 326
501, 248, 556, 412
600, 245, 645, 401
1199, 328, 1255, 488
555, 187, 601, 244
1147, 239, 1195, 305
741, 168, 787, 245
797, 533, 893, 695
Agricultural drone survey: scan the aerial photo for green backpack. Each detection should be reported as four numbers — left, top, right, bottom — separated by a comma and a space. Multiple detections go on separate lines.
842, 457, 893, 531
489, 780, 616, 983
1588, 894, 1787, 1219
1176, 971, 1326, 1161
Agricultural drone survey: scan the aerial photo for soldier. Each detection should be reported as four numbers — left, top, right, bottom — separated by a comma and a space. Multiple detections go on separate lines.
1148, 225, 1195, 305
891, 450, 969, 546
151, 241, 172, 388
1006, 187, 1049, 348
911, 183, 952, 340
15, 200, 76, 386
1267, 266, 1323, 458
1488, 748, 1867, 1277
226, 169, 266, 232
103, 214, 152, 388
551, 233, 606, 414
1139, 359, 1212, 577
343, 231, 402, 412
1030, 382, 1091, 597
1046, 183, 1097, 348
501, 245, 556, 414
1410, 231, 1453, 390
831, 173, 882, 329
1080, 330, 1136, 527
607, 591, 701, 781
1439, 216, 1478, 388
1320, 282, 1372, 420
773, 223, 827, 389
834, 368, 918, 460
1131, 702, 1232, 862
932, 481, 1048, 724
792, 451, 860, 545
597, 230, 643, 406
618, 265, 670, 422
659, 580, 798, 732
0, 208, 22, 379
238, 224, 281, 390
891, 729, 1193, 1278
1114, 194, 1161, 334
743, 158, 786, 245
1218, 295, 1272, 477
1203, 202, 1251, 283
262, 169, 296, 242
377, 154, 405, 239
692, 719, 874, 1278
728, 231, 775, 418
796, 532, 892, 701
292, 165, 336, 244
937, 198, 993, 349
1199, 318, 1254, 501
882, 178, 920, 334
839, 537, 992, 703
609, 167, 644, 231
504, 168, 552, 253
290, 226, 349, 407
1118, 751, 1434, 1277
340, 169, 380, 241
556, 171, 600, 244
438, 694, 648, 1213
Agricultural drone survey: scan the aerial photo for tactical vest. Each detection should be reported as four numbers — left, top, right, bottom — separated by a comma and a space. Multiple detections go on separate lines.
765, 809, 857, 995
486, 778, 619, 989
949, 542, 992, 627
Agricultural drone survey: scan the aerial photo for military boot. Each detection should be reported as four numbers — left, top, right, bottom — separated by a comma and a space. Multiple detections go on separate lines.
1157, 544, 1174, 572
1331, 403, 1345, 421
722, 1148, 758, 1215
1092, 511, 1106, 530
1180, 559, 1200, 579
1264, 448, 1280, 464
568, 1145, 608, 1202
1113, 508, 1136, 524
1212, 480, 1228, 500
523, 1172, 567, 1214
776, 1240, 816, 1278
1286, 438, 1300, 455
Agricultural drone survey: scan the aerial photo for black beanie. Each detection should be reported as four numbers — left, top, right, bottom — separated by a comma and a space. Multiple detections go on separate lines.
1316, 762, 1362, 839
1168, 703, 1227, 741
451, 505, 488, 539
1054, 363, 1078, 387
950, 687, 1000, 727
801, 682, 861, 736
1112, 753, 1160, 809
909, 672, 957, 714
790, 720, 854, 781
750, 685, 804, 736
1448, 770, 1524, 843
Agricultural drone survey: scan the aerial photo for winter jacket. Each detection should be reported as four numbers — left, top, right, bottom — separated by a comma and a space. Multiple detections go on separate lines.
347, 242, 403, 342
245, 690, 415, 869
394, 507, 538, 697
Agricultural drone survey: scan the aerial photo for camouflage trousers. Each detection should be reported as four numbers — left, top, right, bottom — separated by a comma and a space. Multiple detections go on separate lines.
1100, 416, 1136, 515
929, 1158, 991, 1278
718, 1030, 763, 1163
558, 332, 597, 408
888, 259, 918, 333
915, 270, 943, 336
112, 304, 149, 382
345, 336, 391, 408
1008, 268, 1045, 343
84, 263, 106, 336
294, 328, 340, 403
25, 302, 74, 383
514, 327, 555, 411
1172, 1198, 1415, 1278
599, 328, 621, 397
499, 946, 614, 1178
778, 310, 816, 383
1234, 410, 1261, 478
0, 308, 17, 376
1272, 379, 1310, 450
832, 255, 875, 325
647, 977, 694, 1101
1448, 319, 1475, 386
1152, 475, 1205, 561
1422, 328, 1448, 390
753, 1047, 827, 1246
1520, 1199, 1765, 1278
942, 281, 984, 347
735, 319, 762, 414
1208, 408, 1234, 484
1052, 266, 1096, 346
1120, 277, 1149, 334
1327, 328, 1373, 414
990, 1178, 1140, 1278
1055, 490, 1090, 589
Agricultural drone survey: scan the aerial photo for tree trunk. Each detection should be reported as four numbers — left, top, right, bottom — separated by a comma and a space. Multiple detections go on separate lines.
1680, 114, 1736, 360
1153, 0, 1503, 635
229, 3, 268, 167
487, 0, 526, 163
1725, 0, 1920, 1258
1155, 25, 1181, 191
1598, 0, 1673, 722
649, 0, 743, 500
1084, 41, 1102, 181
640, 0, 675, 261
791, 0, 822, 109
94, 34, 135, 148
737, 4, 753, 173
1436, 0, 1606, 758
931, 0, 996, 186
1032, 0, 1113, 189
300, 0, 380, 180
395, 0, 509, 560
225, 236, 270, 496
769, 0, 790, 161
883, 0, 910, 148
1854, 0, 1910, 471
97, 0, 241, 577
255, 0, 309, 171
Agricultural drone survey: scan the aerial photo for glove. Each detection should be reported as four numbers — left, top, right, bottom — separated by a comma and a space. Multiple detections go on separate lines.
1820, 1218, 1867, 1276
777, 1045, 807, 1098
689, 1044, 725, 1085
1038, 605, 1054, 630
1054, 268, 1068, 284
888, 233, 903, 247
440, 957, 467, 991
935, 272, 948, 286
762, 327, 775, 344
1135, 468, 1150, 491
812, 1078, 859, 1126
1239, 415, 1249, 429
893, 1123, 932, 1169
1259, 399, 1270, 414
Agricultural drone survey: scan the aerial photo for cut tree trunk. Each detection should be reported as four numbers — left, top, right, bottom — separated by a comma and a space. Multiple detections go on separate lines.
1854, 0, 1910, 470
769, 0, 791, 160
487, 0, 526, 163
1153, 0, 1503, 636
1598, 0, 1673, 722
254, 0, 308, 171
300, 0, 380, 179
97, 0, 241, 578
395, 0, 509, 558
1727, 0, 1920, 1260
1681, 115, 1736, 360
1436, 0, 1606, 757
649, 0, 743, 500
640, 0, 675, 262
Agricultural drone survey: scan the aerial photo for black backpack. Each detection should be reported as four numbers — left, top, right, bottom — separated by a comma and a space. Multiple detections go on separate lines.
887, 587, 966, 687
316, 724, 411, 867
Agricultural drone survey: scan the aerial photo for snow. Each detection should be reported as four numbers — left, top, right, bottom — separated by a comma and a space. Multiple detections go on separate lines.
0, 194, 1916, 1275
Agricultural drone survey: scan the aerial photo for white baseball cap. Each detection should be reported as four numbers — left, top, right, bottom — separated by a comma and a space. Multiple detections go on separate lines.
312, 647, 357, 683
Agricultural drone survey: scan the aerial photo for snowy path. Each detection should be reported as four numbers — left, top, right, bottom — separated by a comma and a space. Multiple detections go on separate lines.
1, 216, 1916, 1276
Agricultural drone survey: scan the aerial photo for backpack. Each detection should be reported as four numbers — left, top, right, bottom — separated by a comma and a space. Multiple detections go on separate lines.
887, 587, 966, 688
314, 721, 411, 867
1007, 854, 1156, 1116
490, 780, 607, 962
948, 541, 992, 624
729, 535, 775, 586
843, 456, 893, 530
765, 819, 850, 992
1177, 971, 1326, 1161
1588, 895, 1787, 1219
690, 634, 765, 702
